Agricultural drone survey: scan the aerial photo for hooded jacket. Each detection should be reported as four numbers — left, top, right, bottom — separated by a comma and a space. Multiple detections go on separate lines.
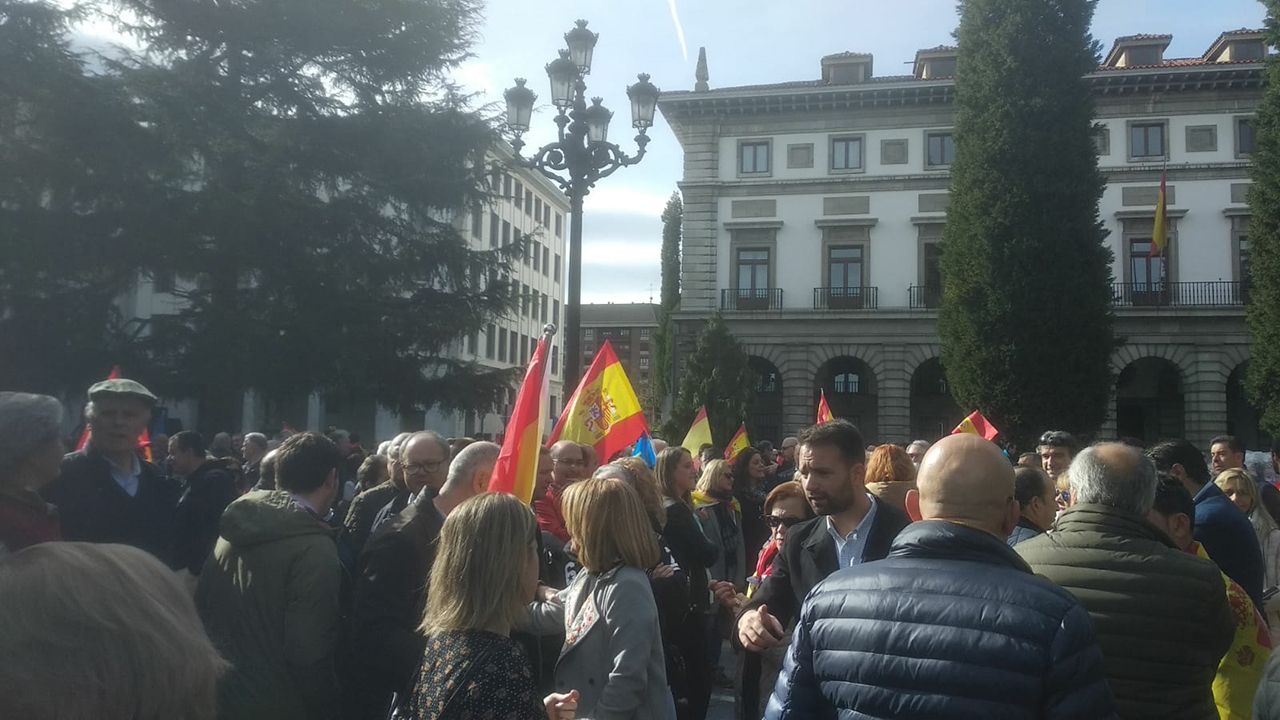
196, 490, 342, 720
1017, 503, 1235, 720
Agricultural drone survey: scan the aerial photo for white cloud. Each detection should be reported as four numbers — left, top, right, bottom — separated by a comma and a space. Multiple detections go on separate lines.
583, 185, 671, 217
667, 0, 689, 62
580, 239, 660, 266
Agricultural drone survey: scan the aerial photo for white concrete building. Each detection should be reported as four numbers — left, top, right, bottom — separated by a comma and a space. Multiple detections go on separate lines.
658, 30, 1269, 449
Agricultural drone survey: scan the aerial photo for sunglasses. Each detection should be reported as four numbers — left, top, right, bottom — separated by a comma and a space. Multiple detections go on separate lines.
765, 515, 803, 529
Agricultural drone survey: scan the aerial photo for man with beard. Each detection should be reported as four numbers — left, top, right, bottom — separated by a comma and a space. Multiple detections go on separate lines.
733, 419, 911, 653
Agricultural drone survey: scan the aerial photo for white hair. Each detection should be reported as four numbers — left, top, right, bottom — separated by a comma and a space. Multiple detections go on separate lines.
907, 440, 931, 453
0, 393, 64, 476
1068, 444, 1158, 516
445, 441, 501, 488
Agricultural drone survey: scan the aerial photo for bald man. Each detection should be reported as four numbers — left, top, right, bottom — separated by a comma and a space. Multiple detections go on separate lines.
766, 435, 1117, 720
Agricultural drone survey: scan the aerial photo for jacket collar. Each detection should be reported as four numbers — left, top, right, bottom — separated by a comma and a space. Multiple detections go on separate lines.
889, 520, 1034, 573
1051, 503, 1177, 548
1015, 515, 1046, 534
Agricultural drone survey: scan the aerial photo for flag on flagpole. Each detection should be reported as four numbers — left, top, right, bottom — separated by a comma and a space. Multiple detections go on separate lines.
489, 326, 555, 503
817, 390, 835, 423
951, 410, 1000, 441
1150, 169, 1168, 258
681, 406, 713, 454
724, 423, 750, 461
633, 432, 657, 468
548, 340, 648, 464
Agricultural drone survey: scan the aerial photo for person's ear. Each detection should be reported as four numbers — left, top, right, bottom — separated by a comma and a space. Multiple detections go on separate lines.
905, 488, 922, 522
473, 468, 490, 494
1000, 497, 1019, 536
1173, 513, 1193, 547
852, 461, 866, 488
326, 468, 339, 491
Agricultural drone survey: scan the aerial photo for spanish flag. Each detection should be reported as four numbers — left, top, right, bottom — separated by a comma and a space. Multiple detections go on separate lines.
817, 390, 835, 423
489, 327, 555, 503
549, 340, 648, 464
681, 405, 713, 454
1150, 169, 1168, 258
724, 423, 750, 461
951, 410, 1000, 441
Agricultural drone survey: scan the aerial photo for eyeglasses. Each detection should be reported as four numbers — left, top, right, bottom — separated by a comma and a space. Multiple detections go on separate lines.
765, 515, 803, 529
404, 459, 445, 475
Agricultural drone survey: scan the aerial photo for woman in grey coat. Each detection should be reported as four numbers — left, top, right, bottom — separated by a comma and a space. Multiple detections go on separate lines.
529, 478, 676, 720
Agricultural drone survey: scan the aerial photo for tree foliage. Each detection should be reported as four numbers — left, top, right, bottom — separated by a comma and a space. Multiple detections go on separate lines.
665, 314, 753, 448
652, 191, 682, 410
938, 0, 1115, 447
1248, 1, 1280, 436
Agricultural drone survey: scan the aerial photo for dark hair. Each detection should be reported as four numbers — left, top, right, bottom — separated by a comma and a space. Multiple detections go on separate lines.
698, 446, 720, 465
1037, 430, 1079, 454
764, 481, 814, 518
1151, 472, 1196, 532
1148, 439, 1210, 487
731, 447, 763, 489
797, 419, 865, 466
1210, 436, 1244, 455
1013, 466, 1050, 508
275, 432, 341, 493
171, 430, 206, 457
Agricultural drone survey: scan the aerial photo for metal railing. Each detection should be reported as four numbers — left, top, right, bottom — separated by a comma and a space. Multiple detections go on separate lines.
721, 288, 783, 311
813, 286, 879, 310
909, 285, 943, 309
1111, 281, 1244, 307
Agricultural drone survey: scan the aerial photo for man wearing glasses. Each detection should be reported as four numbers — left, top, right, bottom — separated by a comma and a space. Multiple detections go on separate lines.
535, 441, 588, 543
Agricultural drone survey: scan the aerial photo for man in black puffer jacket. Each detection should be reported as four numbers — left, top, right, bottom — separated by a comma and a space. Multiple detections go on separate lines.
766, 434, 1117, 720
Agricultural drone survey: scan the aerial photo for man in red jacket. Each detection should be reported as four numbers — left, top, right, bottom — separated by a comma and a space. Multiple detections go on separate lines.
535, 440, 587, 542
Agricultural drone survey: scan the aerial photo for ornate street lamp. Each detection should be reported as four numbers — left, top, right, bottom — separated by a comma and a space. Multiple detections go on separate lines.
504, 19, 659, 385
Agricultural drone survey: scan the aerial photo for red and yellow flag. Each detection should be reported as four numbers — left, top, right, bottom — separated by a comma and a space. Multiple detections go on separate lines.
1150, 169, 1168, 258
489, 329, 554, 503
817, 390, 835, 423
681, 405, 713, 454
548, 340, 648, 464
724, 423, 750, 461
76, 365, 153, 462
951, 410, 1000, 441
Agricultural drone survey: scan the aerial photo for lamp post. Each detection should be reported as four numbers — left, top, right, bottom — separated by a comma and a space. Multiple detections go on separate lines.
504, 19, 660, 385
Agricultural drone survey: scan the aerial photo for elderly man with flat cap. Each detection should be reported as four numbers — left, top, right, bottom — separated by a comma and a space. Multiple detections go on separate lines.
43, 378, 180, 562
766, 434, 1117, 719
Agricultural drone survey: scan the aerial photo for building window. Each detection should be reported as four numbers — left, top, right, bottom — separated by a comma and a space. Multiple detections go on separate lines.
1129, 121, 1166, 160
1092, 127, 1110, 156
471, 209, 482, 238
498, 328, 508, 362
551, 347, 559, 376
1128, 238, 1167, 298
1238, 117, 1257, 157
736, 248, 770, 291
738, 140, 771, 175
542, 246, 550, 275
520, 334, 529, 365
532, 241, 541, 271
503, 174, 512, 197
540, 295, 548, 322
830, 135, 864, 172
639, 327, 651, 340
639, 355, 650, 369
489, 212, 499, 247
553, 299, 560, 325
555, 213, 563, 238
525, 190, 533, 215
467, 331, 477, 355
828, 246, 864, 289
786, 143, 814, 169
521, 284, 529, 315
926, 131, 955, 168
514, 180, 523, 208
485, 324, 496, 359
834, 371, 861, 394
554, 254, 562, 282
534, 197, 543, 222
584, 328, 595, 341
501, 220, 511, 246
543, 205, 551, 227
508, 330, 518, 364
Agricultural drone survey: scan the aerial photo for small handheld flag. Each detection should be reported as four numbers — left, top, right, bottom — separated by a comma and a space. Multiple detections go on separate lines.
681, 406, 713, 454
951, 410, 1000, 441
817, 390, 835, 423
548, 340, 648, 464
724, 423, 750, 461
490, 325, 556, 503
633, 432, 657, 468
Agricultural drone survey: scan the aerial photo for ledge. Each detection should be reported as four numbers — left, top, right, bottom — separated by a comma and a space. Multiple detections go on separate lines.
723, 219, 784, 230
815, 217, 879, 228
1113, 208, 1189, 219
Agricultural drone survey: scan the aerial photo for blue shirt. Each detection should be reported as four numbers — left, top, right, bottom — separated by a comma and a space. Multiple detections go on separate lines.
826, 494, 879, 568
104, 452, 141, 497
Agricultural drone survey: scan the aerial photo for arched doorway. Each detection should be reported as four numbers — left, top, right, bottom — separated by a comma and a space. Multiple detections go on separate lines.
815, 357, 878, 442
748, 357, 783, 445
1227, 362, 1271, 450
910, 358, 962, 441
1116, 357, 1184, 443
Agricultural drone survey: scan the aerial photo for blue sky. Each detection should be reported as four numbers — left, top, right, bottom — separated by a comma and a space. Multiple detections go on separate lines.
455, 0, 1267, 303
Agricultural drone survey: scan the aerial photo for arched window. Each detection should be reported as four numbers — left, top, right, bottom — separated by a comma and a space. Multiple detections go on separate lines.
834, 372, 860, 394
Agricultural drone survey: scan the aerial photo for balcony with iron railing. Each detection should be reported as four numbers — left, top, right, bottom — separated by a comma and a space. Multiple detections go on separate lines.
1111, 281, 1245, 307
814, 286, 879, 310
721, 288, 784, 311
909, 285, 943, 309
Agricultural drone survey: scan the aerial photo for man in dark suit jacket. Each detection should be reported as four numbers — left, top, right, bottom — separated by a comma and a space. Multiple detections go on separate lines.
733, 419, 912, 653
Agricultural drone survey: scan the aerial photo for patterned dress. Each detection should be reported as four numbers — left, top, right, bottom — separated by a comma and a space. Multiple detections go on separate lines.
408, 630, 547, 720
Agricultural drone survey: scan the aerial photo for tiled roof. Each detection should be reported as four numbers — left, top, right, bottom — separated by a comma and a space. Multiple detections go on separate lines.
1094, 57, 1263, 71
1220, 27, 1265, 36
1113, 33, 1173, 43
916, 45, 958, 54
821, 51, 872, 62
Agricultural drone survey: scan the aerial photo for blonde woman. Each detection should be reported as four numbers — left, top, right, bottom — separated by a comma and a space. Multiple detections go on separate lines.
530, 478, 675, 719
1216, 469, 1280, 594
409, 493, 578, 720
692, 459, 745, 589
0, 542, 226, 720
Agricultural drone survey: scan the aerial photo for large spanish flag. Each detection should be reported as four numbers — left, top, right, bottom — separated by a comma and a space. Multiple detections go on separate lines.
549, 340, 648, 463
817, 390, 835, 423
1150, 169, 1168, 258
681, 406, 713, 454
489, 328, 555, 503
724, 423, 750, 461
951, 410, 1000, 441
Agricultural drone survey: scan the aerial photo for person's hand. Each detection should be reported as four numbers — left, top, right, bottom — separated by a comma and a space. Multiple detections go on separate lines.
536, 584, 562, 604
710, 580, 737, 606
648, 563, 675, 580
544, 689, 579, 720
737, 604, 785, 652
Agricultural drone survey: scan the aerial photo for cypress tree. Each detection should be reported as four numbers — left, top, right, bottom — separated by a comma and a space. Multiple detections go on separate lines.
938, 0, 1115, 446
652, 191, 682, 412
667, 314, 754, 447
1247, 1, 1280, 435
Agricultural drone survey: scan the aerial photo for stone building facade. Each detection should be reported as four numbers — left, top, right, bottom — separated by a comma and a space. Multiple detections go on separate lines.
658, 30, 1269, 450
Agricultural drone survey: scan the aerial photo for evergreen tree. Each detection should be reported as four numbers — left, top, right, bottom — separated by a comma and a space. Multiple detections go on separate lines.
652, 191, 682, 411
666, 314, 753, 447
1247, 1, 1280, 435
938, 0, 1115, 446
96, 0, 517, 430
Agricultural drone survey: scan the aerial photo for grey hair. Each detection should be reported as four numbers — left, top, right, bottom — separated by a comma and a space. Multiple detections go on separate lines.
445, 440, 501, 488
0, 393, 64, 476
1068, 444, 1158, 516
907, 440, 931, 453
243, 433, 268, 450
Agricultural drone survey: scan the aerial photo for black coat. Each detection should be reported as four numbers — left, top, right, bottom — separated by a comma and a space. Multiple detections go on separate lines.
739, 495, 911, 631
171, 458, 239, 574
662, 499, 720, 613
343, 495, 444, 720
45, 447, 180, 562
766, 521, 1118, 719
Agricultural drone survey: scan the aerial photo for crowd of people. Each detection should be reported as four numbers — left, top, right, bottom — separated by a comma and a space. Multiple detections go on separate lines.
4, 376, 1280, 719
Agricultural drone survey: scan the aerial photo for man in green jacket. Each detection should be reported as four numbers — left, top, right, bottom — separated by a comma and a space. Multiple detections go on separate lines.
197, 432, 344, 720
1017, 443, 1234, 720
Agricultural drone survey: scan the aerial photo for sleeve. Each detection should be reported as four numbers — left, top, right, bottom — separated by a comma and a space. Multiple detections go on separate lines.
738, 536, 798, 635
524, 592, 567, 636
347, 534, 424, 690
1042, 603, 1119, 720
762, 605, 833, 720
592, 575, 662, 720
284, 543, 343, 719
188, 471, 237, 574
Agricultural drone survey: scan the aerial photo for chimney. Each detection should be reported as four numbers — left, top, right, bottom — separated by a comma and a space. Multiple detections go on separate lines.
1102, 34, 1172, 68
821, 52, 873, 85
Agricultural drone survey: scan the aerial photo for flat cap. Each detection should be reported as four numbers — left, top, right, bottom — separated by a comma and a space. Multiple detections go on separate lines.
88, 378, 157, 405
